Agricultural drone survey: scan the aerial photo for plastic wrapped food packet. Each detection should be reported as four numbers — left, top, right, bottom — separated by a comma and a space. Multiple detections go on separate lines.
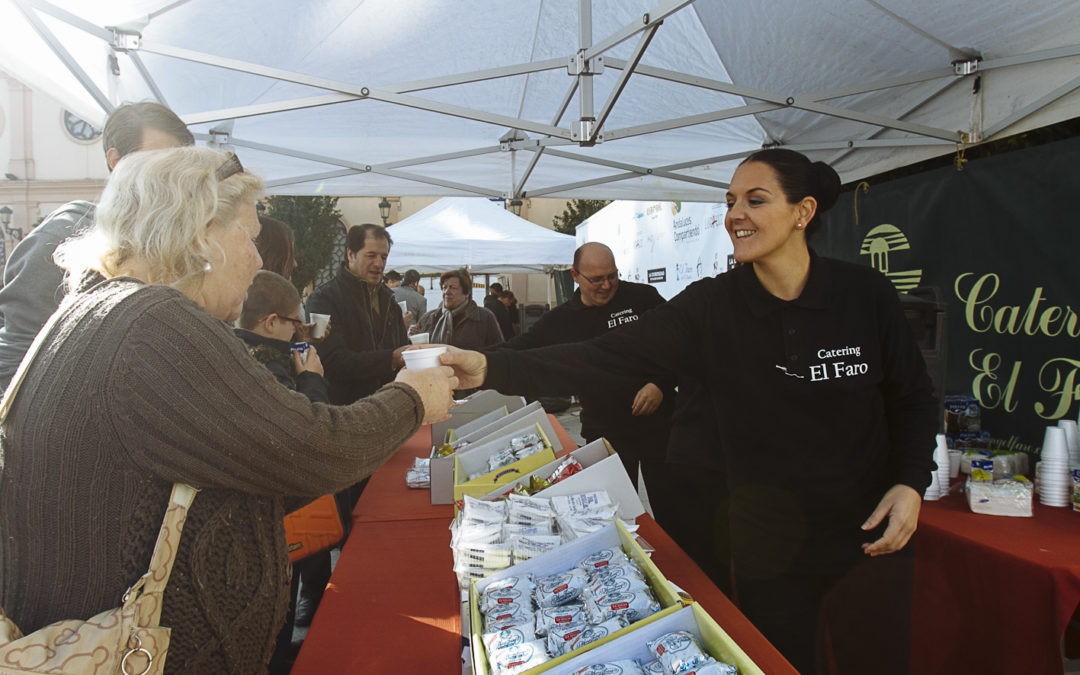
463, 495, 507, 523
508, 493, 555, 518
586, 571, 650, 599
534, 602, 585, 636
510, 534, 563, 562
589, 561, 647, 585
527, 475, 552, 494
504, 522, 555, 537
485, 601, 531, 624
686, 659, 738, 675
559, 513, 619, 539
585, 589, 660, 623
489, 639, 550, 674
571, 661, 644, 675
482, 626, 532, 654
641, 660, 666, 674
510, 433, 542, 452
481, 586, 531, 613
457, 543, 511, 567
484, 611, 535, 635
487, 447, 519, 474
534, 568, 589, 607
568, 616, 629, 651
546, 621, 587, 657
482, 574, 535, 597
452, 520, 504, 546
550, 490, 613, 517
579, 546, 629, 572
647, 630, 710, 674
514, 443, 546, 460
547, 456, 584, 484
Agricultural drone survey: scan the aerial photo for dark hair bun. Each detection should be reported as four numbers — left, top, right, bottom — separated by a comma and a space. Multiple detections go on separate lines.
812, 161, 841, 213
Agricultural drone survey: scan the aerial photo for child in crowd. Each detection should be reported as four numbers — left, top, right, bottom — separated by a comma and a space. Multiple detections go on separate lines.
235, 270, 331, 672
235, 270, 326, 400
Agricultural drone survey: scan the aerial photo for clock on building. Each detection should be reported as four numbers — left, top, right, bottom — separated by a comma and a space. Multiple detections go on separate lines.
62, 110, 102, 142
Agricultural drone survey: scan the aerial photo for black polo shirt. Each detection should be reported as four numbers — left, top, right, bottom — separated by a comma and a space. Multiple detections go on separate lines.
487, 253, 937, 572
493, 280, 674, 440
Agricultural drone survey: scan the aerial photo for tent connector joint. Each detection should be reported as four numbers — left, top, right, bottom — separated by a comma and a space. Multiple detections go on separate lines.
572, 119, 599, 146
785, 97, 795, 106
360, 87, 370, 97
108, 28, 141, 53
952, 57, 982, 76
567, 54, 604, 76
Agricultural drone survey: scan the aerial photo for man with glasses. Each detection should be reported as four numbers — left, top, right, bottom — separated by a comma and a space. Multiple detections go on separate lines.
493, 242, 676, 517
0, 102, 193, 393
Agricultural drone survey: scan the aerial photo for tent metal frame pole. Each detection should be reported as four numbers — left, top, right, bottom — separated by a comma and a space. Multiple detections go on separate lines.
581, 0, 694, 61
982, 72, 1080, 139
541, 148, 728, 189
140, 40, 573, 139
577, 0, 595, 139
28, 0, 112, 40
826, 78, 958, 165
183, 94, 358, 125
604, 102, 782, 141
590, 23, 659, 144
127, 52, 170, 107
12, 0, 114, 113
514, 80, 580, 197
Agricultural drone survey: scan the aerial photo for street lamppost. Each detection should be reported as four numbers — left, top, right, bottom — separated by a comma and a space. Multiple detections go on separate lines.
378, 197, 391, 226
0, 205, 19, 240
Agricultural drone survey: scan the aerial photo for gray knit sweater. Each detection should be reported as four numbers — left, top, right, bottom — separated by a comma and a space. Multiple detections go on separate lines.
0, 277, 423, 673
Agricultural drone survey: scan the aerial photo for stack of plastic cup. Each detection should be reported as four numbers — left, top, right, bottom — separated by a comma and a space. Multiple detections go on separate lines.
1039, 426, 1071, 507
924, 435, 950, 500
1058, 419, 1079, 468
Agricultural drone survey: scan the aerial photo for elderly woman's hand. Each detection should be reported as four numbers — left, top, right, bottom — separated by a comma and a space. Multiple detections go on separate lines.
395, 365, 459, 423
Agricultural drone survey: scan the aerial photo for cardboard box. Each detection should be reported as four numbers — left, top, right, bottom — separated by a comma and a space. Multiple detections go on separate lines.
430, 391, 526, 446
432, 403, 566, 505
448, 407, 509, 443
469, 521, 683, 675
478, 439, 644, 521
544, 603, 765, 675
453, 424, 556, 501
448, 401, 563, 455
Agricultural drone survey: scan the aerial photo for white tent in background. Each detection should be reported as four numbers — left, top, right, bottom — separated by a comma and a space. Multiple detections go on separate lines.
0, 0, 1078, 200
386, 197, 575, 274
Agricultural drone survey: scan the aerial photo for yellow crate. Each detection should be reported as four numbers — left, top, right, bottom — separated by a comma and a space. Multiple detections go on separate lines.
470, 521, 686, 675
543, 602, 765, 675
453, 424, 556, 501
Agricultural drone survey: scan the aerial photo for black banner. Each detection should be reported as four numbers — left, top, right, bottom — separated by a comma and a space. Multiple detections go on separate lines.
814, 136, 1080, 453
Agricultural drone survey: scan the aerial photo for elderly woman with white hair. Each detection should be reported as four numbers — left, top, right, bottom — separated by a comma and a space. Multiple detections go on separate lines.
0, 146, 457, 673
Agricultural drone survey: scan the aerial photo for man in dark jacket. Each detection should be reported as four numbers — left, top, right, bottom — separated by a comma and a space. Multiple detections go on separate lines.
493, 242, 676, 523
0, 102, 193, 392
485, 281, 515, 340
307, 224, 409, 405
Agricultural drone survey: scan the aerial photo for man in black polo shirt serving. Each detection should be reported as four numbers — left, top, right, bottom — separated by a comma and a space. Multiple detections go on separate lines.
493, 242, 676, 521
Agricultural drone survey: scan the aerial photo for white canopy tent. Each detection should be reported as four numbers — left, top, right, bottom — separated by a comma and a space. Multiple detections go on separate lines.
0, 0, 1078, 199
386, 197, 576, 274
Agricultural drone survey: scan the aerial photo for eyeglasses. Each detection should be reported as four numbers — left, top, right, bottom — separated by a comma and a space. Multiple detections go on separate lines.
575, 270, 619, 286
276, 314, 304, 328
215, 152, 244, 182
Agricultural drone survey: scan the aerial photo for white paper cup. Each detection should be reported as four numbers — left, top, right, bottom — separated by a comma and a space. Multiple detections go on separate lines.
409, 332, 430, 345
948, 450, 962, 478
310, 313, 330, 339
402, 345, 447, 370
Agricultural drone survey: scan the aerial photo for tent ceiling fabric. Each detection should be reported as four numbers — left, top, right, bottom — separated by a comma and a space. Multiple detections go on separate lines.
1, 0, 1078, 199
384, 197, 576, 274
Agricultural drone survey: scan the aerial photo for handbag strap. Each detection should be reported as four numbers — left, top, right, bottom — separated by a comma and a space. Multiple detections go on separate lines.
0, 296, 197, 624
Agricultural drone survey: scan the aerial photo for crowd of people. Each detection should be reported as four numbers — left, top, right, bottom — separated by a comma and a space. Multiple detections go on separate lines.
0, 101, 936, 675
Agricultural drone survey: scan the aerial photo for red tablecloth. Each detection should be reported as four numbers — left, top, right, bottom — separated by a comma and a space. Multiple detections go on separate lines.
913, 494, 1080, 674
292, 417, 795, 674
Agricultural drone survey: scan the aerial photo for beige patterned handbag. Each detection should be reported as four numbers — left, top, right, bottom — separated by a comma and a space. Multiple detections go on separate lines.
0, 303, 197, 675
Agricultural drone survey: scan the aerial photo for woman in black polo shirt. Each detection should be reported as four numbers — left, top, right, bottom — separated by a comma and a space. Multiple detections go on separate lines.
446, 149, 937, 675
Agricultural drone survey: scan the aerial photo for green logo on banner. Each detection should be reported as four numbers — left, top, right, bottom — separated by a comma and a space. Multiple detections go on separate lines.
859, 224, 922, 292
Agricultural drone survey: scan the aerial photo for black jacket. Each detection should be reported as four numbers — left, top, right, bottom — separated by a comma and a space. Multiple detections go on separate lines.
306, 269, 408, 404
493, 280, 675, 440
485, 254, 937, 571
485, 294, 515, 340
233, 329, 329, 404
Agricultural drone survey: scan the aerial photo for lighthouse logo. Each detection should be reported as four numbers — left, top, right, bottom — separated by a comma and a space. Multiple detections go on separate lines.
859, 224, 922, 292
